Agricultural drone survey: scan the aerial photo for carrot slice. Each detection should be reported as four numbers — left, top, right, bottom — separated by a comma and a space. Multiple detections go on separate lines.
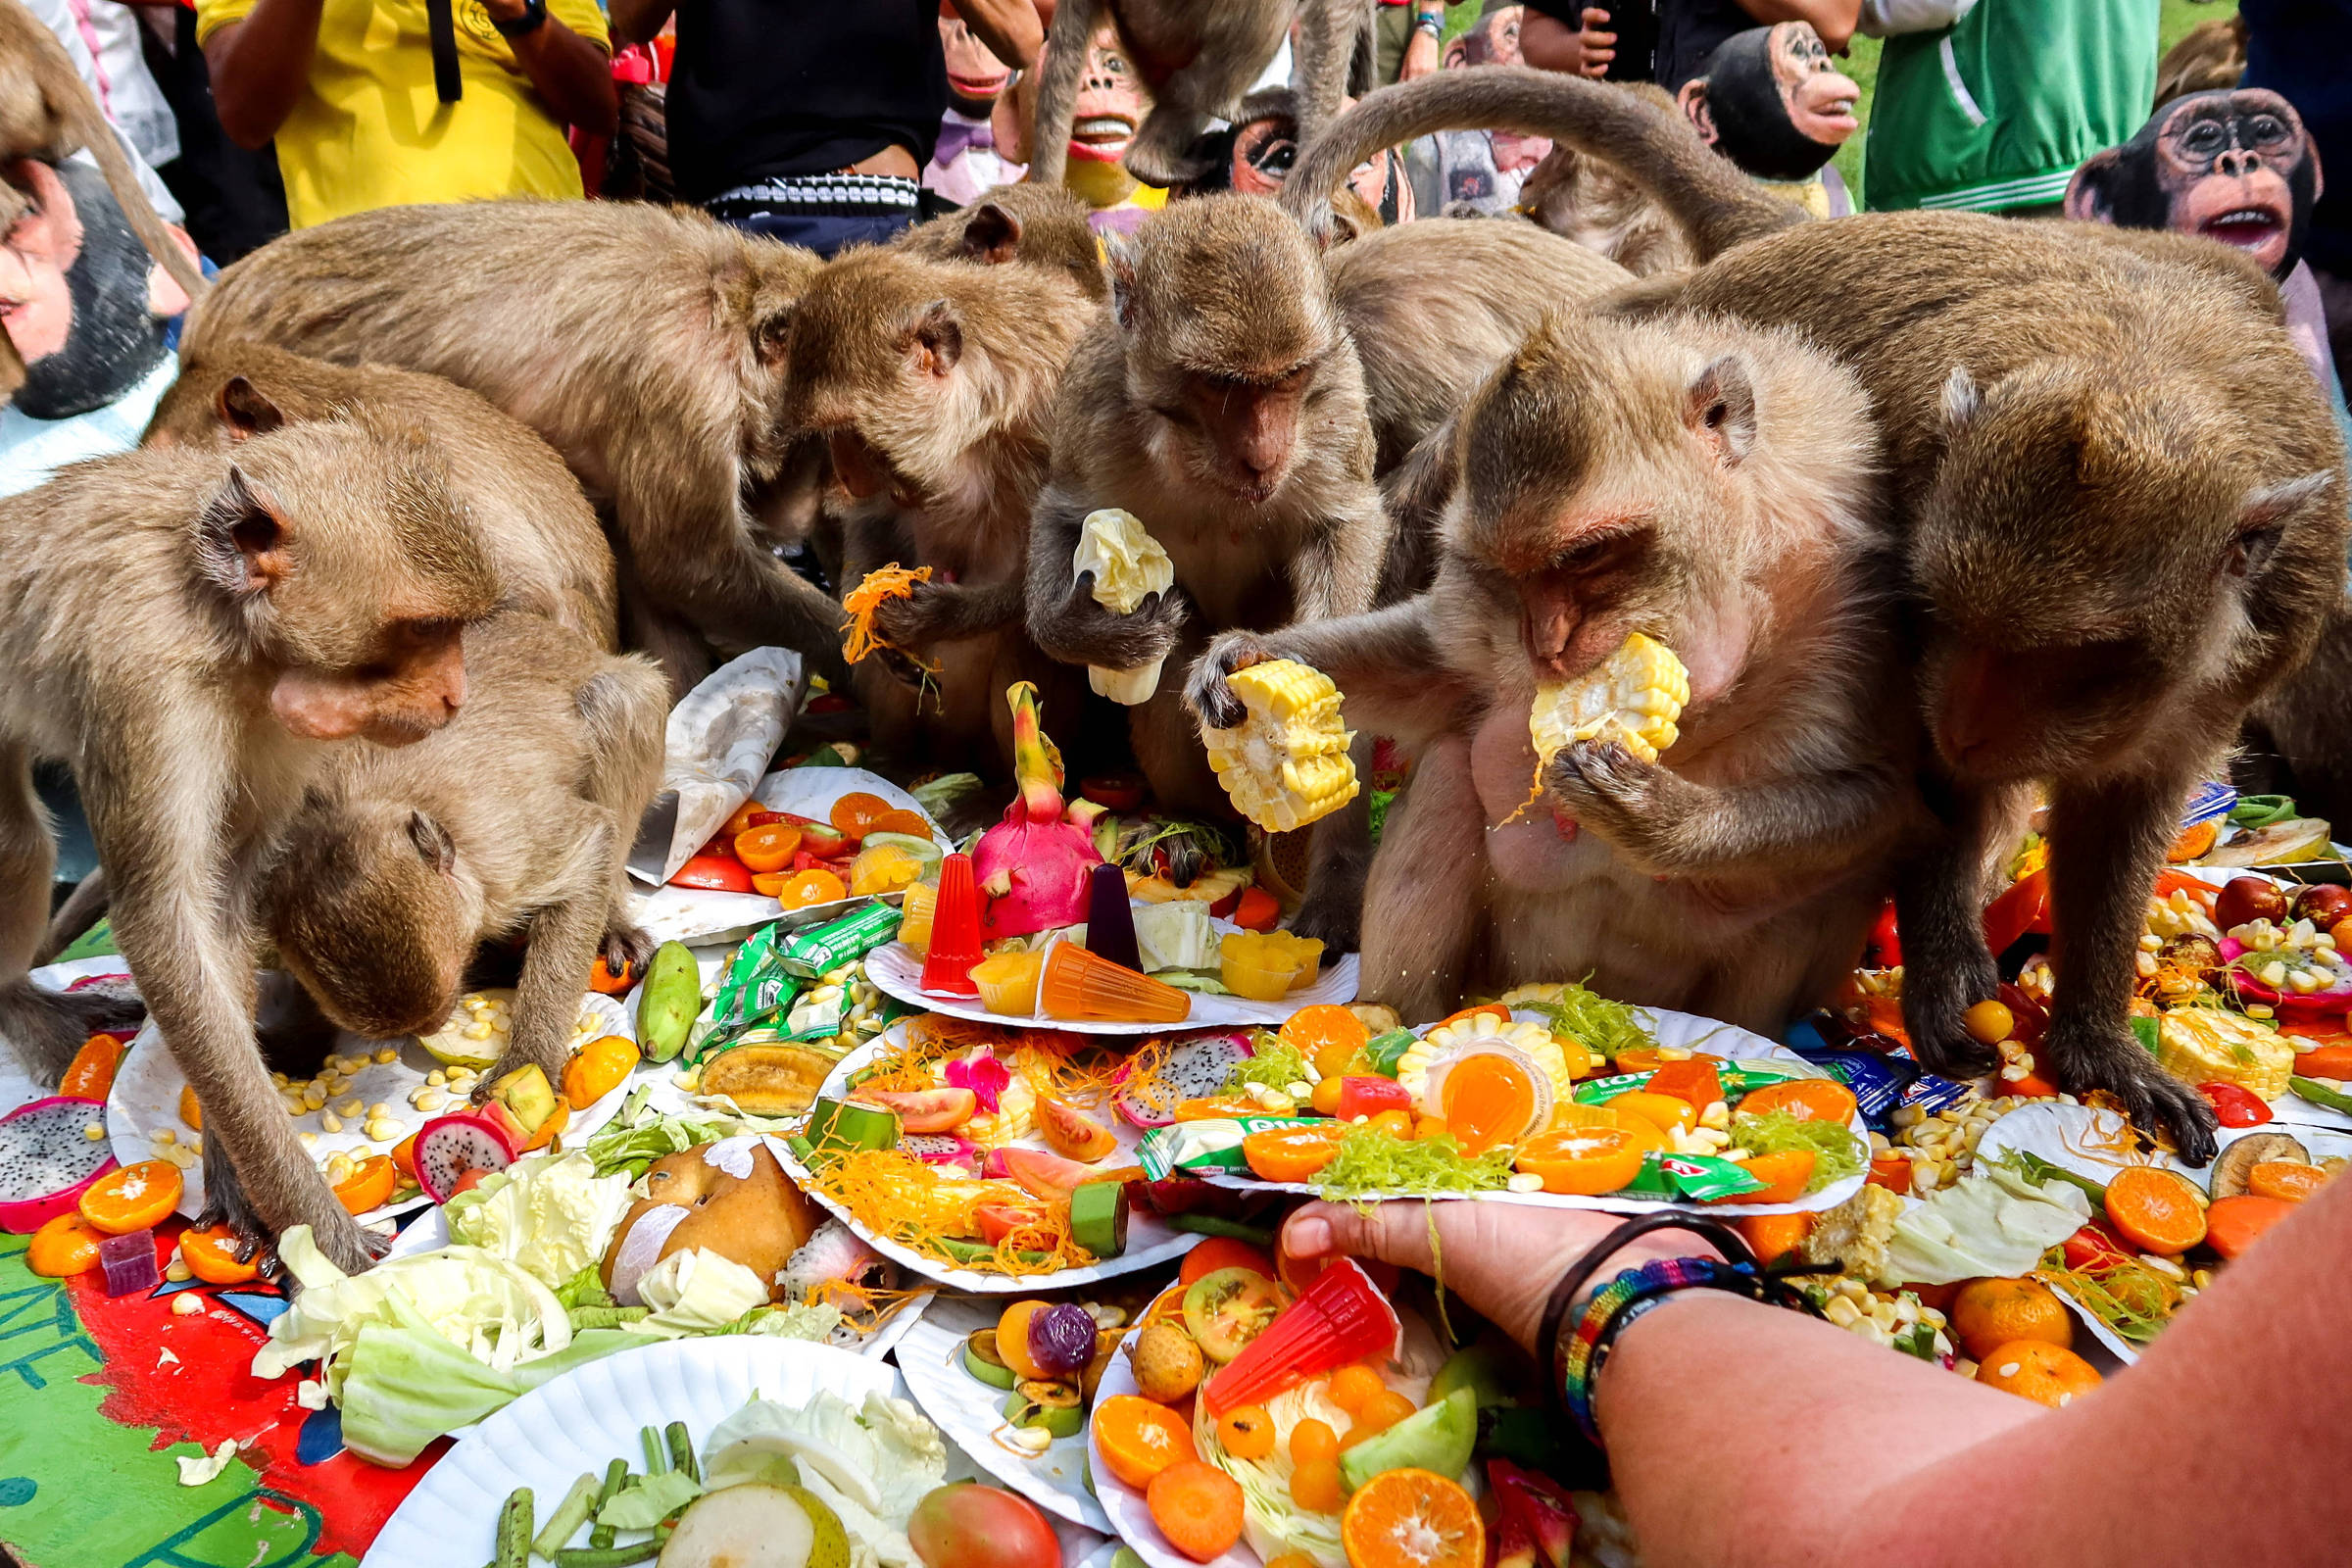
1737, 1079, 1858, 1125
2205, 1195, 2295, 1259
2293, 1045, 2352, 1080
1147, 1460, 1246, 1563
2102, 1165, 2207, 1254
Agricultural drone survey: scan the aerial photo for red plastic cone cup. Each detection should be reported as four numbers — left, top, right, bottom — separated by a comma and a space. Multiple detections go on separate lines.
921, 853, 985, 996
1205, 1257, 1400, 1416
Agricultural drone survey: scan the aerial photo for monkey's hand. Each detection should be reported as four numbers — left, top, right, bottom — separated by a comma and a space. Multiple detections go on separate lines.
199, 1135, 390, 1284
1542, 739, 1710, 876
1186, 631, 1276, 732
600, 917, 655, 977
1040, 577, 1189, 673
2041, 1015, 2221, 1168
872, 579, 972, 650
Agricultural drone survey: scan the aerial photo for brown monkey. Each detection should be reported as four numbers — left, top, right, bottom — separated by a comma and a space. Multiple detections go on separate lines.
1517, 85, 1697, 277
0, 0, 210, 396
1024, 194, 1391, 946
267, 613, 666, 1098
782, 245, 1100, 775
0, 421, 501, 1270
179, 199, 839, 697
1287, 67, 2352, 1160
894, 182, 1109, 302
1026, 0, 1371, 190
147, 344, 619, 653
1188, 310, 1909, 1029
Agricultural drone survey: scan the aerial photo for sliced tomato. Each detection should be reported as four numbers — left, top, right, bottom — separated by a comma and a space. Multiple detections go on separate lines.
671, 855, 756, 893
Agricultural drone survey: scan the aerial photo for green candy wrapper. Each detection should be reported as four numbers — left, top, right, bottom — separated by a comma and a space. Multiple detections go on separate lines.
1573, 1060, 1804, 1106
1614, 1152, 1678, 1200
777, 901, 904, 979
1659, 1153, 1767, 1201
702, 922, 802, 1058
1137, 1116, 1327, 1179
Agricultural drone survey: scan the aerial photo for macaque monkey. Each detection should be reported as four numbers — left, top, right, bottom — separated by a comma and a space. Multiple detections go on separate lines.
147, 344, 620, 652
1026, 0, 1371, 189
181, 200, 839, 696
0, 423, 501, 1270
1287, 67, 2352, 1158
895, 182, 1109, 302
1188, 311, 1911, 1028
782, 244, 1100, 775
267, 614, 666, 1101
0, 0, 210, 396
1024, 194, 1391, 946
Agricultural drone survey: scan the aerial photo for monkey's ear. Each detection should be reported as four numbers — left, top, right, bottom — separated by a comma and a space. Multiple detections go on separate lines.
2228, 472, 2333, 577
906, 299, 963, 377
195, 466, 292, 597
959, 203, 1024, 266
215, 375, 285, 440
1104, 233, 1141, 331
2063, 151, 2122, 223
407, 810, 457, 876
1940, 367, 1982, 434
753, 304, 795, 368
1685, 355, 1757, 465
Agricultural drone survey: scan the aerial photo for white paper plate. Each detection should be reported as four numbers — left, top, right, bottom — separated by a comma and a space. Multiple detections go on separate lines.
897, 1295, 1111, 1532
0, 958, 133, 1116
1200, 1008, 1867, 1216
107, 989, 633, 1225
867, 927, 1361, 1035
778, 1030, 1202, 1293
363, 1337, 906, 1568
629, 767, 952, 947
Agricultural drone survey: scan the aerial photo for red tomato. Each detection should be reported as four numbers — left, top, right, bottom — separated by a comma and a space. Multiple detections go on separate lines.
2197, 1081, 2273, 1127
1866, 898, 1902, 968
2061, 1223, 2132, 1271
670, 855, 756, 893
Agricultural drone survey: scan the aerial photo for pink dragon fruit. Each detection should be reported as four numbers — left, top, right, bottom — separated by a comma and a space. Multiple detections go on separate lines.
973, 682, 1104, 941
0, 1096, 120, 1233
1112, 1032, 1256, 1128
412, 1110, 517, 1204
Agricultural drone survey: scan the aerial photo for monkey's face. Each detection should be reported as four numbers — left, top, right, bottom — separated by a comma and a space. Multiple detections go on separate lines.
784, 262, 981, 509
272, 805, 470, 1040
1160, 362, 1328, 506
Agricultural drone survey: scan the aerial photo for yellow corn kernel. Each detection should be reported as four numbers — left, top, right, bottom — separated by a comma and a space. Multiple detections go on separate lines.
2156, 1009, 2293, 1099
1531, 633, 1690, 774
1202, 659, 1358, 833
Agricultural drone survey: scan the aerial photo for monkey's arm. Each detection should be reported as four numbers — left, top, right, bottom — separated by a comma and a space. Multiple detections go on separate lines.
1022, 0, 1098, 186
491, 808, 620, 1084
1025, 480, 1191, 673
577, 656, 668, 970
877, 576, 1030, 647
1544, 740, 1909, 886
1187, 600, 1472, 746
1288, 487, 1391, 623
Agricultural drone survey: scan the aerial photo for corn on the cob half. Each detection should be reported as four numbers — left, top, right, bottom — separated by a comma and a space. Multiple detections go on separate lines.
2156, 1009, 2293, 1100
1531, 632, 1690, 778
1202, 659, 1359, 833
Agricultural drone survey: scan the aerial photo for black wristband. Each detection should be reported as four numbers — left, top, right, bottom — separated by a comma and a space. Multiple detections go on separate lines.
494, 0, 549, 39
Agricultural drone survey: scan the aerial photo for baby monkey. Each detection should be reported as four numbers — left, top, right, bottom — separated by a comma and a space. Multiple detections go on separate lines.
1190, 310, 1915, 1028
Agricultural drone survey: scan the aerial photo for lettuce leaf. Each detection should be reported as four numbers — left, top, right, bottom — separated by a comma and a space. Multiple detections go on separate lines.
622, 1249, 772, 1339
598, 1468, 702, 1529
1883, 1165, 2091, 1286
699, 1392, 947, 1568
443, 1150, 635, 1290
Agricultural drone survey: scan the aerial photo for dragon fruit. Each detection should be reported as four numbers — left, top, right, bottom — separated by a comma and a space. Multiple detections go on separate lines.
0, 1096, 119, 1233
972, 682, 1105, 940
1112, 1033, 1255, 1128
1489, 1459, 1578, 1568
902, 1133, 977, 1168
412, 1110, 517, 1204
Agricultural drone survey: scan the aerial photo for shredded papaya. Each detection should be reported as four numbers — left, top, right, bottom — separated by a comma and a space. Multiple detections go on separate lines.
841, 564, 942, 672
803, 1148, 1098, 1274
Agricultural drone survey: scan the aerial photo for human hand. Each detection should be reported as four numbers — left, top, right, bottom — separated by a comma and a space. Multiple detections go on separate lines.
1579, 8, 1616, 76
1399, 27, 1441, 80
1280, 1200, 1721, 1355
480, 0, 529, 23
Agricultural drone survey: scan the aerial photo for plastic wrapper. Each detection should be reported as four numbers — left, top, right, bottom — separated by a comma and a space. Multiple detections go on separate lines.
627, 646, 806, 887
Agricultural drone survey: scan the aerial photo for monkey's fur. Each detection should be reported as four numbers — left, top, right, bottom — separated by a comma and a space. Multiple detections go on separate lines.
894, 183, 1108, 303
1190, 311, 1909, 1027
1026, 0, 1369, 190
147, 344, 620, 654
1289, 67, 2352, 1159
180, 199, 840, 697
0, 0, 211, 396
1025, 195, 1392, 948
267, 613, 666, 1102
783, 244, 1101, 775
0, 424, 502, 1271
1518, 105, 1696, 277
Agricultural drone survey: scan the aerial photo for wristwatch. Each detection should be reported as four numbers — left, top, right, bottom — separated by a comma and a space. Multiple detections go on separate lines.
493, 0, 547, 38
1412, 9, 1444, 36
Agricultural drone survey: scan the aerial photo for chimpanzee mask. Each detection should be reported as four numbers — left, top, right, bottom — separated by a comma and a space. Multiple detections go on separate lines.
2066, 89, 2321, 281
2, 159, 184, 420
1677, 23, 1859, 183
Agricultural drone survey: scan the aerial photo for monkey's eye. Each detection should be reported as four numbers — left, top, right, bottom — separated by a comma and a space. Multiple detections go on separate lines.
2247, 115, 2289, 147
2182, 121, 2228, 156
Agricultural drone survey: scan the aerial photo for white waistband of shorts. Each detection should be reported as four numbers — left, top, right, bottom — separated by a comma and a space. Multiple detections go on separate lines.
708, 172, 922, 212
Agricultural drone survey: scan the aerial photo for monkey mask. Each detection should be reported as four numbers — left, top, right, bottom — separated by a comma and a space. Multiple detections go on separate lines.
2066, 89, 2321, 281
939, 2, 1015, 117
1184, 87, 1414, 224
0, 158, 194, 420
1059, 23, 1155, 215
1678, 23, 1859, 183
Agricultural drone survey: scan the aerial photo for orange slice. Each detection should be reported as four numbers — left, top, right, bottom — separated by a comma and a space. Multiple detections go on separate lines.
1341, 1468, 1485, 1568
78, 1160, 183, 1235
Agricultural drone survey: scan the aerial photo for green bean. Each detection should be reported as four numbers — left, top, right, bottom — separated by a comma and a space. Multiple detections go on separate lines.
641, 1424, 669, 1475
494, 1486, 532, 1568
554, 1543, 662, 1568
664, 1422, 698, 1484
533, 1472, 601, 1558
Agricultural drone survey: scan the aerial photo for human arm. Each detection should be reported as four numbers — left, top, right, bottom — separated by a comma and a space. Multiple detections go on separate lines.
487, 0, 618, 137
1284, 1174, 2352, 1568
1398, 1, 1446, 81
201, 0, 328, 148
1853, 0, 1974, 36
1521, 7, 1614, 77
1735, 0, 1861, 50
948, 0, 1042, 74
608, 0, 670, 46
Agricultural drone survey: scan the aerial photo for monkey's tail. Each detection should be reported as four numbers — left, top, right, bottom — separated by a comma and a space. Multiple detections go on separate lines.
75, 97, 212, 311
1280, 64, 1802, 264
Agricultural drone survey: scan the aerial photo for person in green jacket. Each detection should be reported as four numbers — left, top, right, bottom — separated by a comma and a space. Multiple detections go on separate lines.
1859, 0, 2158, 215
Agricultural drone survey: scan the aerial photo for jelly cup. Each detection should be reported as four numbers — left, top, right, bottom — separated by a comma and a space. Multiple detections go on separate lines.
1204, 1257, 1401, 1416
1039, 941, 1192, 1024
920, 853, 986, 997
1084, 861, 1143, 973
1219, 929, 1325, 1002
970, 950, 1045, 1016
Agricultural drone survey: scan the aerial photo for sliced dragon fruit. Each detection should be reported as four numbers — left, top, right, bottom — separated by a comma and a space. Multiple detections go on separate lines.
412, 1110, 518, 1205
902, 1133, 977, 1168
0, 1096, 119, 1233
1112, 1032, 1254, 1128
2218, 937, 2352, 1016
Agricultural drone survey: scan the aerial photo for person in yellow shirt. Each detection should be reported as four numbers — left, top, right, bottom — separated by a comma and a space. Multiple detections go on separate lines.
198, 0, 618, 227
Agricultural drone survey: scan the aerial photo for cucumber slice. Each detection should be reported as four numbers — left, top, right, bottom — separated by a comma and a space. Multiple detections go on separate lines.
1069, 1180, 1129, 1257
1003, 1389, 1083, 1439
963, 1330, 1018, 1391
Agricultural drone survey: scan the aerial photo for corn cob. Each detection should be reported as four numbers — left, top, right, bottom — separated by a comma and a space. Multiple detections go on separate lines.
1530, 633, 1690, 774
2156, 1009, 2293, 1099
1201, 659, 1359, 833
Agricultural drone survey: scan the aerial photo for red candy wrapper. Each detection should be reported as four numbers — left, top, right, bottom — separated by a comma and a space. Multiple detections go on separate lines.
1204, 1256, 1400, 1416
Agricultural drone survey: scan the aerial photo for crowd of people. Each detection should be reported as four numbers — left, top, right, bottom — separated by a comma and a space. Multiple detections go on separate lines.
4, 1, 2351, 1562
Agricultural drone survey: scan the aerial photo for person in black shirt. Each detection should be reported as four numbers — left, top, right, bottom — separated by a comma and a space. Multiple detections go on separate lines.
612, 0, 1041, 254
1525, 0, 1855, 94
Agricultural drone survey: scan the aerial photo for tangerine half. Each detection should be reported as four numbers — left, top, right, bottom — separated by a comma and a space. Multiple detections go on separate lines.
1975, 1340, 2101, 1407
1341, 1468, 1485, 1568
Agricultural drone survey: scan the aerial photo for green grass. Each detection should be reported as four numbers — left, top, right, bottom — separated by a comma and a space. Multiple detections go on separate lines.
1833, 0, 2237, 204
